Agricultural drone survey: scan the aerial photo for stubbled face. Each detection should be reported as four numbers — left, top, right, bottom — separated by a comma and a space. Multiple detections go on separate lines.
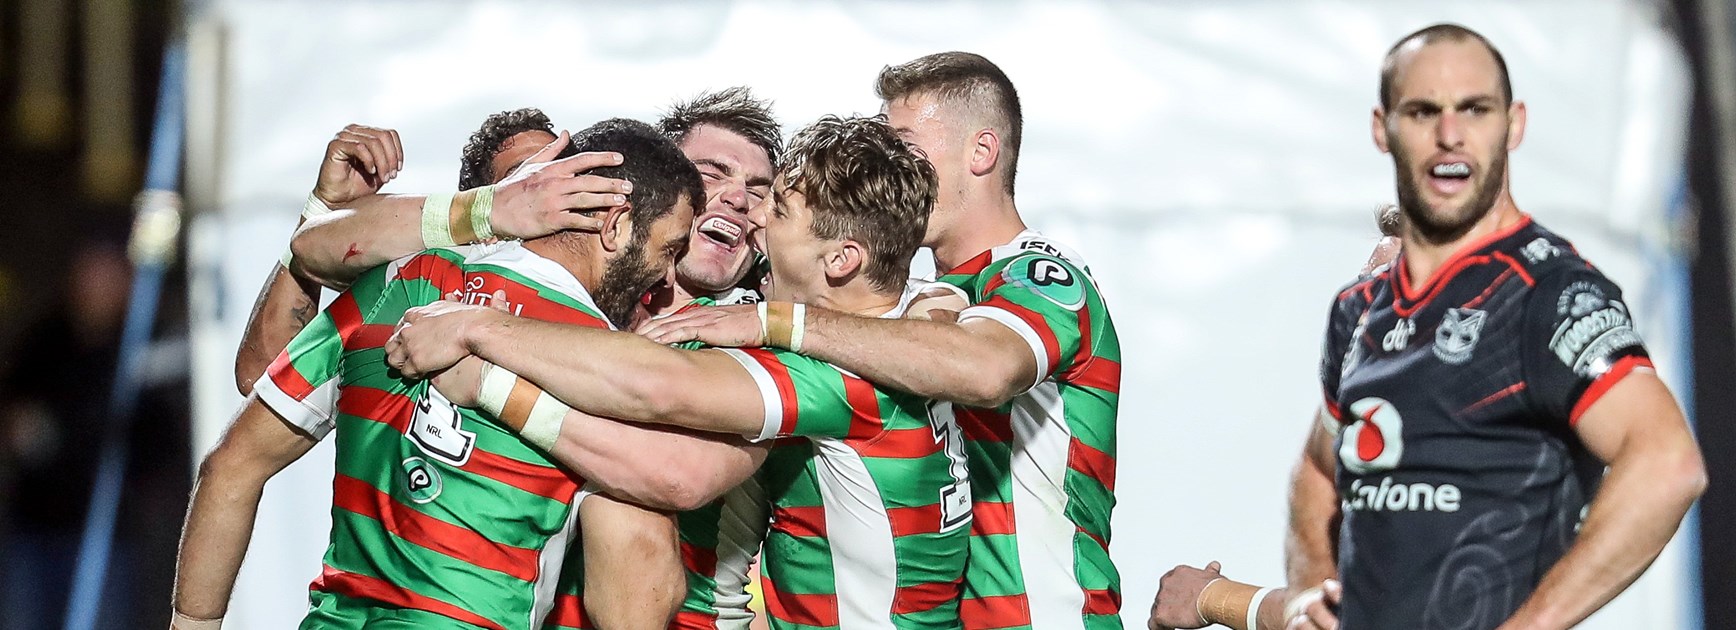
883, 93, 961, 247
489, 130, 558, 184
674, 125, 774, 294
594, 196, 696, 326
747, 177, 831, 303
1380, 39, 1516, 242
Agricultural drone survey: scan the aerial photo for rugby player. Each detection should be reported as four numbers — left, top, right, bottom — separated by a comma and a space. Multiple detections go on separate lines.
1149, 23, 1707, 630
383, 115, 975, 630
170, 119, 702, 630
643, 52, 1123, 630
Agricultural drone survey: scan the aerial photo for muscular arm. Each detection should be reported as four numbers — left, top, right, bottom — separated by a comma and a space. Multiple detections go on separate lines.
234, 265, 322, 395
1285, 413, 1341, 589
579, 496, 684, 630
172, 396, 318, 620
290, 195, 431, 287
1498, 373, 1706, 630
796, 308, 1037, 408
549, 408, 768, 511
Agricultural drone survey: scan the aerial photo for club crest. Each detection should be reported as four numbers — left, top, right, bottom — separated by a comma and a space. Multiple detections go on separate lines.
1433, 308, 1486, 365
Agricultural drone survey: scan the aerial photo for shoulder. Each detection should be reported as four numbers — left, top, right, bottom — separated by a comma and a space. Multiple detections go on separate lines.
985, 251, 1097, 312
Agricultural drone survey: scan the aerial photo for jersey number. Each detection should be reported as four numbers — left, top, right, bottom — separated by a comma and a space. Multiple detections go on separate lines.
409, 388, 476, 467
928, 401, 972, 533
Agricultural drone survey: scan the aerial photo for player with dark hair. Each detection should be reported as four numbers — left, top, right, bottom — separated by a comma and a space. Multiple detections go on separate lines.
458, 107, 559, 191
171, 118, 702, 630
1145, 23, 1705, 630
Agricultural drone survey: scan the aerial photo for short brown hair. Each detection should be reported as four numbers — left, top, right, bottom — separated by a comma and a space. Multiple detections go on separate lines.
876, 51, 1022, 195
659, 87, 783, 166
781, 115, 937, 293
1379, 23, 1512, 110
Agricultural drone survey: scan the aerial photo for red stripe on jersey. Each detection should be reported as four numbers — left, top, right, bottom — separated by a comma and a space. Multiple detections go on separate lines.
327, 292, 365, 340
1461, 268, 1517, 310
1068, 302, 1094, 375
772, 505, 827, 539
346, 324, 396, 351
1077, 526, 1108, 552
267, 350, 318, 401
1322, 387, 1344, 422
394, 253, 467, 292
942, 250, 995, 279
842, 374, 885, 441
888, 504, 943, 537
1393, 215, 1532, 312
1570, 356, 1652, 425
311, 564, 507, 630
762, 581, 839, 627
545, 593, 591, 629
670, 611, 719, 630
463, 271, 610, 328
958, 407, 1012, 443
743, 350, 801, 437
681, 540, 718, 577
1068, 437, 1117, 492
979, 296, 1062, 376
1460, 382, 1528, 415
1082, 588, 1121, 615
971, 501, 1015, 536
331, 475, 540, 582
960, 593, 1032, 629
1065, 357, 1121, 394
336, 385, 581, 502
1492, 251, 1536, 286
893, 577, 962, 615
858, 427, 941, 459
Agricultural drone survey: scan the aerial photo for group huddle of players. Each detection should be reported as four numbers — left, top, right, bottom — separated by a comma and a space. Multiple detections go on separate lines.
166, 22, 1706, 630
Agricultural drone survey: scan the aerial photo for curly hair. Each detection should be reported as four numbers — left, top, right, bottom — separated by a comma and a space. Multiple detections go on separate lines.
658, 87, 783, 166
458, 108, 555, 190
780, 115, 937, 292
876, 52, 1022, 195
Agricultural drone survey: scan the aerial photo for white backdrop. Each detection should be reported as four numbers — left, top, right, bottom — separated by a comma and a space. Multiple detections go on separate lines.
183, 1, 1698, 628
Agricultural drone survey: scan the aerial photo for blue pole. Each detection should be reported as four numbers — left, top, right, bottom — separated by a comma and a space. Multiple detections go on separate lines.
62, 41, 187, 630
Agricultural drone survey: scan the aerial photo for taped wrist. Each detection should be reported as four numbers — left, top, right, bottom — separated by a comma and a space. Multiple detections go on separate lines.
1198, 578, 1268, 630
476, 362, 563, 450
420, 186, 497, 247
170, 610, 223, 630
760, 302, 806, 351
283, 193, 334, 268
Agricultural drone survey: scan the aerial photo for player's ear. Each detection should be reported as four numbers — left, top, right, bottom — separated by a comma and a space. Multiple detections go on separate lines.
1506, 100, 1527, 151
826, 239, 866, 282
969, 127, 1000, 178
599, 204, 634, 253
1372, 107, 1391, 153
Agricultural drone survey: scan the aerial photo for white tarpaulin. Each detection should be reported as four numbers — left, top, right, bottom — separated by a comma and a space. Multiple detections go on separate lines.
185, 1, 1696, 628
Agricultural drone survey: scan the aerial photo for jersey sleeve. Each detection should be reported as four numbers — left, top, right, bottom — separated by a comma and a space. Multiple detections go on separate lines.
1522, 268, 1652, 425
1318, 279, 1371, 430
718, 348, 882, 442
955, 253, 1099, 392
253, 251, 466, 438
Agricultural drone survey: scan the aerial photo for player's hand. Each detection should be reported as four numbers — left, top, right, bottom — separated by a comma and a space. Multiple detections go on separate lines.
1285, 579, 1341, 630
387, 290, 513, 378
431, 355, 488, 407
1147, 561, 1221, 630
635, 304, 766, 348
489, 131, 633, 240
312, 124, 403, 207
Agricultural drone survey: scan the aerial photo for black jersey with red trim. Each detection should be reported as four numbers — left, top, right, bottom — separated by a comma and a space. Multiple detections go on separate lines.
1317, 216, 1651, 630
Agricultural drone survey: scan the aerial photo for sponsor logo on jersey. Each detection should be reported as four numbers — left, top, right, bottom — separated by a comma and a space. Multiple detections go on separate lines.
1549, 284, 1642, 377
1339, 397, 1404, 474
1342, 476, 1461, 513
1433, 308, 1486, 365
1521, 237, 1561, 264
1003, 256, 1086, 311
1018, 238, 1065, 258
1382, 318, 1415, 351
402, 457, 443, 504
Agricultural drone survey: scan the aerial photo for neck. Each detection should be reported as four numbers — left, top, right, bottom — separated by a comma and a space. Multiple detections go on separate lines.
523, 236, 604, 293
645, 277, 705, 317
1401, 193, 1523, 290
809, 281, 901, 318
931, 190, 1026, 272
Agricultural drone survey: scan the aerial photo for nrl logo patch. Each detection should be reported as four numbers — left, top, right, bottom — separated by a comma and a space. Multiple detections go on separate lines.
1003, 256, 1086, 311
1434, 308, 1486, 365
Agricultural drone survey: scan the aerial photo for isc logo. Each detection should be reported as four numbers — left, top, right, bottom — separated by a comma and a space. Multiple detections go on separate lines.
1339, 397, 1403, 474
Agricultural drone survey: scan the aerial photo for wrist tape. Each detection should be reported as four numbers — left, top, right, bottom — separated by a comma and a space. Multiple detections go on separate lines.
476, 362, 563, 450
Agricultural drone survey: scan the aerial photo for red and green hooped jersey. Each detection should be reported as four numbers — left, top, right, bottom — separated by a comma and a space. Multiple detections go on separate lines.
718, 287, 971, 630
254, 242, 612, 630
935, 231, 1122, 630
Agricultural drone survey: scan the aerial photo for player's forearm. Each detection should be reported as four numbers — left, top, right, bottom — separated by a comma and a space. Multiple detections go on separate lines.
234, 266, 322, 395
290, 194, 428, 287
579, 496, 684, 630
1498, 442, 1705, 630
1284, 424, 1341, 589
800, 307, 1027, 408
550, 409, 763, 511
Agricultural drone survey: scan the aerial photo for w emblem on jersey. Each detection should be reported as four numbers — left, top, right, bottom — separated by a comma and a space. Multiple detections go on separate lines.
1433, 308, 1486, 365
1340, 398, 1404, 474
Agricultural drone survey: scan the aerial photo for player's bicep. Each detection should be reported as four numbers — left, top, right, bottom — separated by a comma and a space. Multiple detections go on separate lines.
969, 254, 1094, 382
716, 348, 871, 441
646, 348, 771, 437
1572, 370, 1689, 465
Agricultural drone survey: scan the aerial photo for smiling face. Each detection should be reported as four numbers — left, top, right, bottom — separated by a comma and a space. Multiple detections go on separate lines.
747, 177, 829, 303
673, 124, 775, 294
1376, 38, 1523, 242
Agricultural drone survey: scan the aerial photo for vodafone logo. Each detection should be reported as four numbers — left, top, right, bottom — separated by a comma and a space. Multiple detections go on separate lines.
1339, 397, 1404, 474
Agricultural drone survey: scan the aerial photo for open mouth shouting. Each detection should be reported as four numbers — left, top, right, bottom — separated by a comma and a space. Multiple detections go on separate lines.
1426, 158, 1473, 196
697, 215, 746, 250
